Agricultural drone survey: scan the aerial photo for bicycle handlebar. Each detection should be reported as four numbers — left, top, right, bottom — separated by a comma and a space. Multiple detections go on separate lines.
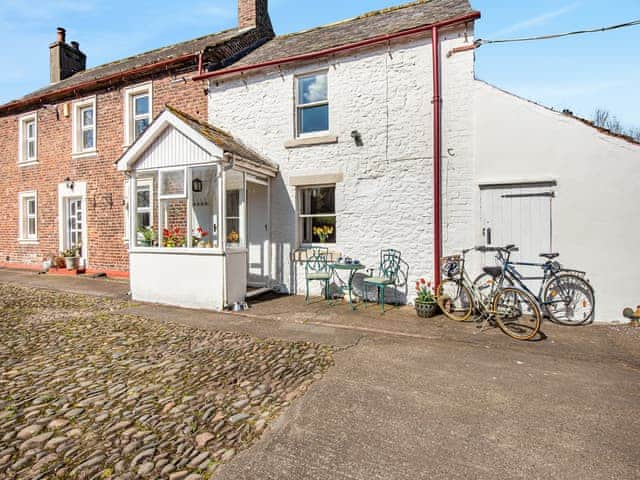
475, 245, 519, 253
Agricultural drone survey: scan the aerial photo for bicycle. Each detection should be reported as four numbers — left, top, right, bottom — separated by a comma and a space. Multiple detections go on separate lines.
473, 249, 594, 325
436, 245, 542, 341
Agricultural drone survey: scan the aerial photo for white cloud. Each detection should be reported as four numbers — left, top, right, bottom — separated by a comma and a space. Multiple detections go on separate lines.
490, 2, 580, 38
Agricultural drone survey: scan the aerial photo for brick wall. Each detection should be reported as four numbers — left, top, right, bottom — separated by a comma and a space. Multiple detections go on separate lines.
0, 70, 206, 272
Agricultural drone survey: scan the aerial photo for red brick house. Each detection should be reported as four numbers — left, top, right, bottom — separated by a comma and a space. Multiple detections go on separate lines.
0, 0, 273, 276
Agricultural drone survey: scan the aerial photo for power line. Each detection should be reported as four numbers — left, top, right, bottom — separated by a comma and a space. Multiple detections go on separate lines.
476, 18, 640, 46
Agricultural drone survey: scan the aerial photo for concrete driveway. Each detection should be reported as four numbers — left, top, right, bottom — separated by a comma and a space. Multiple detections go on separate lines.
1, 269, 639, 479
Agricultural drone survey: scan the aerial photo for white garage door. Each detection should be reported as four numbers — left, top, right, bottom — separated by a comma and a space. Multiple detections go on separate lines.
480, 183, 554, 263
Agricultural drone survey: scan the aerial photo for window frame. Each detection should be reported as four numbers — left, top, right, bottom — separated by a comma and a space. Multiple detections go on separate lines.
297, 184, 337, 246
158, 167, 187, 200
295, 71, 329, 138
136, 178, 154, 230
18, 113, 38, 165
72, 96, 97, 157
18, 191, 38, 242
124, 83, 153, 146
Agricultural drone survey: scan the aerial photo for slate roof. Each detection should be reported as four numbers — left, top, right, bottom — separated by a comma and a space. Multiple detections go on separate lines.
230, 0, 477, 68
165, 105, 278, 172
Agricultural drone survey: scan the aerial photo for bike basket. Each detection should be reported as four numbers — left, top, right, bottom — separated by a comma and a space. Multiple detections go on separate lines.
441, 255, 462, 279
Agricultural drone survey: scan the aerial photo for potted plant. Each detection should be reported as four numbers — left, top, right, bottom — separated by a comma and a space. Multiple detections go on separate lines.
415, 278, 438, 318
312, 225, 334, 243
61, 245, 80, 270
162, 227, 186, 248
138, 226, 156, 247
192, 226, 209, 247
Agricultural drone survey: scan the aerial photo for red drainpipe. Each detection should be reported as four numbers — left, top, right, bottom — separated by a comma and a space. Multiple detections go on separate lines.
432, 25, 442, 289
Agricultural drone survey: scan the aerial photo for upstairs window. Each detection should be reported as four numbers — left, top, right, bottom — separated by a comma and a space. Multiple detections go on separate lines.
125, 83, 152, 145
72, 97, 96, 155
296, 72, 329, 136
19, 114, 37, 164
19, 191, 38, 241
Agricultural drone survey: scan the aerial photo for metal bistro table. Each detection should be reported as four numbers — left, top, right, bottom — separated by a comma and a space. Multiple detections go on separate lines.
330, 262, 365, 310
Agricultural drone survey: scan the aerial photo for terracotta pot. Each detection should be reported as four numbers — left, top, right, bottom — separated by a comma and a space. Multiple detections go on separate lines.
415, 300, 438, 318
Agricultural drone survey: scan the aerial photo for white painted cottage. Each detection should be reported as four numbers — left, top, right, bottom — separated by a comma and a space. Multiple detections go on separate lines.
120, 0, 639, 321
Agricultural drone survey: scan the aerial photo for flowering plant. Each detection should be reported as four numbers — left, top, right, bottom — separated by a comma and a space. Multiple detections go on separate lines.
227, 230, 240, 243
138, 226, 156, 243
61, 244, 80, 258
192, 226, 209, 246
312, 225, 334, 243
163, 227, 186, 248
415, 278, 435, 303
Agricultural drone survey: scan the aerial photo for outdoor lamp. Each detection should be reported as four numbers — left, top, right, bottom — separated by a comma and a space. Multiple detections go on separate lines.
64, 177, 74, 190
192, 178, 203, 192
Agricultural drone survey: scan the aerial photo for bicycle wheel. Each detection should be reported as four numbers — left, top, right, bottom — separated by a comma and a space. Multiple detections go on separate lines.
437, 279, 473, 321
473, 273, 513, 305
492, 287, 541, 341
543, 273, 594, 325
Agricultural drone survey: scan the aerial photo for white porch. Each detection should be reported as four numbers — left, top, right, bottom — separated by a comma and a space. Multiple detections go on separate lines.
117, 106, 278, 310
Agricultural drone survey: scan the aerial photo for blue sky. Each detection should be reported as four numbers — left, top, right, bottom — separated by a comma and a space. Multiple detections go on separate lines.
0, 0, 638, 126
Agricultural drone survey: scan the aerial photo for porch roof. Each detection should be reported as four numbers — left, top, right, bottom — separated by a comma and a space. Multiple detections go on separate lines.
116, 105, 278, 177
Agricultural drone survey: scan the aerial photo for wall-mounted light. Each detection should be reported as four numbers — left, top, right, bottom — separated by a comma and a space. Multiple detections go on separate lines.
64, 177, 74, 190
351, 130, 363, 147
192, 178, 203, 193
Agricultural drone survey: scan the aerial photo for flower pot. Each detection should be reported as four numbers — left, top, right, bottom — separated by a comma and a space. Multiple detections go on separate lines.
140, 239, 152, 247
415, 300, 438, 318
64, 256, 78, 270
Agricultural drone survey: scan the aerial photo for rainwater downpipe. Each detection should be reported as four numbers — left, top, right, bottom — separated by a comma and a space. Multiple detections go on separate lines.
431, 25, 442, 288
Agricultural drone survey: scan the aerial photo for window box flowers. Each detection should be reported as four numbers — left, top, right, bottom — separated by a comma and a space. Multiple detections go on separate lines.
415, 277, 438, 318
162, 227, 186, 248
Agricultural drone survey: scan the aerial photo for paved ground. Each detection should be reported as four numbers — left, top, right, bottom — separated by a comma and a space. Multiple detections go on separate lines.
1, 269, 639, 479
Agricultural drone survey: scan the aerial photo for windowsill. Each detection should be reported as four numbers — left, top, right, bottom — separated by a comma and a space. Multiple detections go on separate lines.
284, 134, 338, 149
18, 239, 39, 245
130, 247, 225, 255
72, 150, 98, 159
18, 160, 39, 167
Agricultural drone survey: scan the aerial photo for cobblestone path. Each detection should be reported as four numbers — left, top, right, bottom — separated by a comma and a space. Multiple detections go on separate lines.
0, 284, 334, 479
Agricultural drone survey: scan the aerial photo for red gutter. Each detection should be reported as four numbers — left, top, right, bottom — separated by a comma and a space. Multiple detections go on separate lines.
0, 53, 198, 115
193, 11, 480, 80
432, 25, 442, 289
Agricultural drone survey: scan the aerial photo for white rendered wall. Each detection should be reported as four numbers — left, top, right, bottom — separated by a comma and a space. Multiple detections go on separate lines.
226, 249, 248, 305
130, 251, 226, 310
208, 28, 475, 302
474, 81, 640, 322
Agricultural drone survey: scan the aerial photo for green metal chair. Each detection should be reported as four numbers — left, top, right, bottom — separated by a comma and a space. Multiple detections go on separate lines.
363, 249, 402, 313
305, 247, 331, 304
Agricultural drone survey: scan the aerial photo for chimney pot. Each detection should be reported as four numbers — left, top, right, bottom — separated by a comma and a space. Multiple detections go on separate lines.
70, 41, 79, 50
57, 27, 66, 43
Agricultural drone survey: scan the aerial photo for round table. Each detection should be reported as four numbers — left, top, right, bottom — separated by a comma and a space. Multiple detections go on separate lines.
330, 263, 365, 310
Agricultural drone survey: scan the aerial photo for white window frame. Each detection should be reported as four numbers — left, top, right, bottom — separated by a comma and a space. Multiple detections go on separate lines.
158, 167, 187, 200
295, 71, 329, 138
18, 191, 38, 242
124, 82, 153, 146
297, 184, 337, 246
18, 113, 38, 165
136, 178, 154, 227
72, 96, 97, 157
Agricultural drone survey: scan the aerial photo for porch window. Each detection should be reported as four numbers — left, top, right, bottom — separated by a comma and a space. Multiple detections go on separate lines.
225, 169, 244, 247
298, 185, 336, 244
296, 72, 329, 136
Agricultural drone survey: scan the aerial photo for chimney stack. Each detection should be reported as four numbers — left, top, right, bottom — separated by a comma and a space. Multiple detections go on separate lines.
238, 0, 273, 33
49, 27, 86, 84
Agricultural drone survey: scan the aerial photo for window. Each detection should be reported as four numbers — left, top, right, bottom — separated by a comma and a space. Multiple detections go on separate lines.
136, 181, 152, 231
19, 192, 37, 241
159, 168, 186, 199
72, 97, 96, 155
298, 186, 336, 244
296, 72, 329, 136
225, 170, 244, 247
18, 114, 37, 164
124, 83, 152, 145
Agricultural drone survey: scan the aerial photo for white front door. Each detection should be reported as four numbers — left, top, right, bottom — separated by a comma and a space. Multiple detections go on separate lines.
66, 197, 84, 256
247, 181, 269, 287
480, 184, 553, 264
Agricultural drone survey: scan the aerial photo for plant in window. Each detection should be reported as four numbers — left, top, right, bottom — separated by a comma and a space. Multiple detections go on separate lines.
192, 226, 209, 247
162, 227, 185, 248
415, 278, 438, 318
138, 225, 156, 246
312, 225, 334, 243
227, 230, 240, 243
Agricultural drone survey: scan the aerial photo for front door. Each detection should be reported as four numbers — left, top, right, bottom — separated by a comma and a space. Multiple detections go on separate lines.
66, 197, 84, 256
247, 181, 269, 287
480, 184, 553, 265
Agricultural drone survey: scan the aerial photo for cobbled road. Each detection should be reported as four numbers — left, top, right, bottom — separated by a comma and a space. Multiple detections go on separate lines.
0, 284, 334, 479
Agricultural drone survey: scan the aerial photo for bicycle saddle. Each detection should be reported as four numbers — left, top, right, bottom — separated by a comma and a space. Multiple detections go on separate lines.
539, 253, 559, 260
482, 266, 503, 278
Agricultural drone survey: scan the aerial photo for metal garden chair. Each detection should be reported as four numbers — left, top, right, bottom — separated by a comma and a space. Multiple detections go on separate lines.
305, 247, 331, 304
363, 249, 402, 313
